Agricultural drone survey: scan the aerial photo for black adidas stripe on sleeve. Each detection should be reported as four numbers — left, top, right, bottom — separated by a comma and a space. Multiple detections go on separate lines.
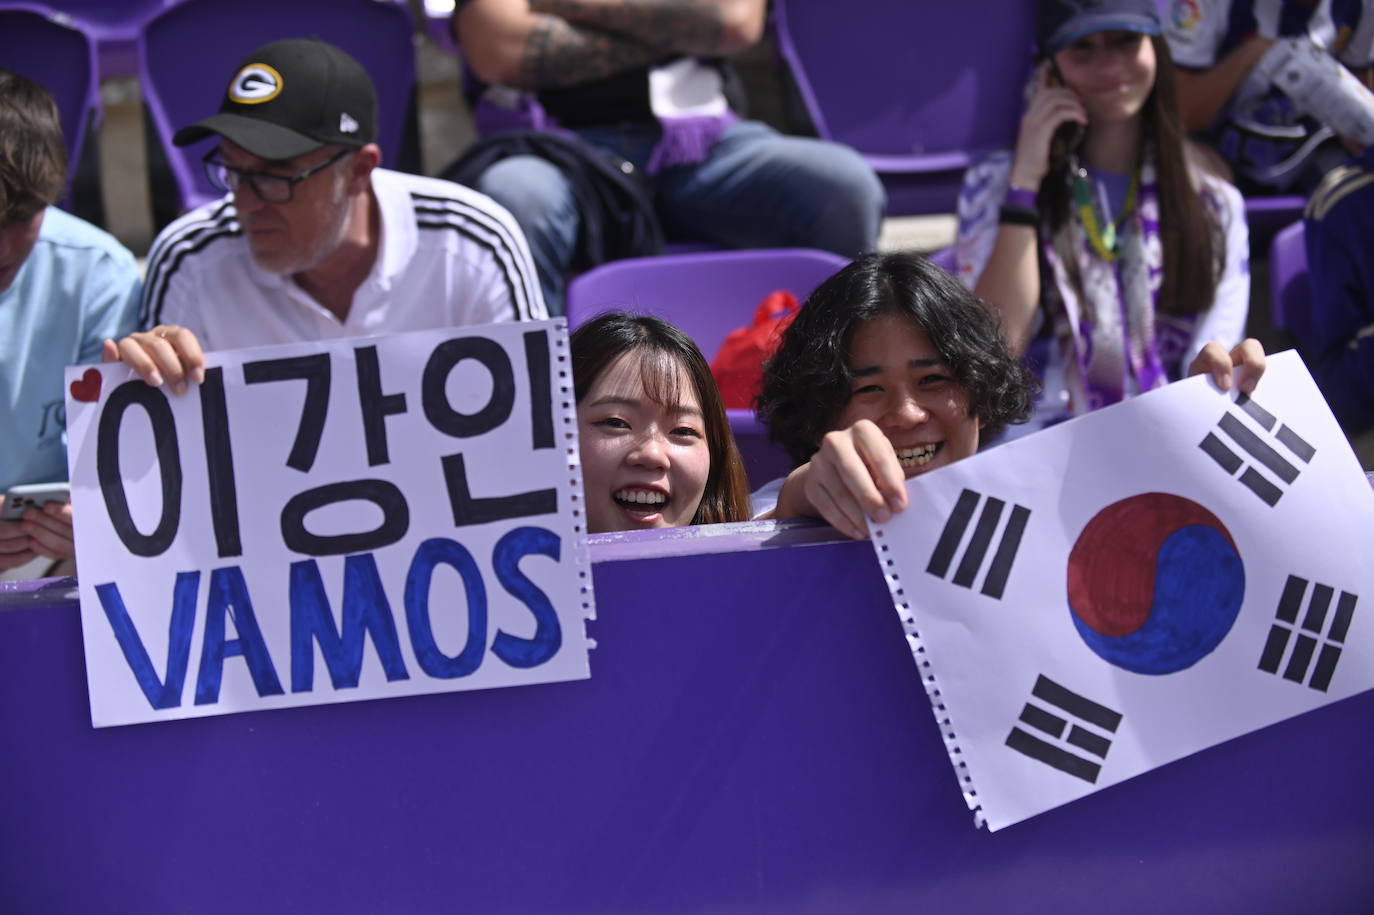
411, 192, 542, 320
141, 203, 240, 328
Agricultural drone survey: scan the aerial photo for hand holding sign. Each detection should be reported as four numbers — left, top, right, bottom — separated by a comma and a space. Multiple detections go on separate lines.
66, 320, 592, 727
102, 324, 206, 395
1186, 337, 1266, 393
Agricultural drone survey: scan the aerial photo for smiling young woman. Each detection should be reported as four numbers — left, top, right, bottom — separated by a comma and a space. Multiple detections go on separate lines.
956, 0, 1265, 439
571, 312, 751, 533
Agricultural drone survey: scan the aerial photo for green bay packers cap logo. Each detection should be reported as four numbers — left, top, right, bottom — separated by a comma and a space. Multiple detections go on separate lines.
228, 63, 284, 104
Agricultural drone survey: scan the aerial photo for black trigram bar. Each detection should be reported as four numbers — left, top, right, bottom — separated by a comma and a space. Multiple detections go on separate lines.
1239, 394, 1318, 463
926, 488, 1031, 599
1300, 584, 1334, 634
1275, 575, 1306, 624
1005, 675, 1122, 784
926, 489, 980, 578
1236, 393, 1277, 429
1218, 413, 1298, 483
1198, 396, 1316, 506
1258, 575, 1357, 692
1031, 675, 1123, 731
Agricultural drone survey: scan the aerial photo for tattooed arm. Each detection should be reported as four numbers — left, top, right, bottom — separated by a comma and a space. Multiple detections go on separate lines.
529, 0, 763, 56
455, 0, 762, 90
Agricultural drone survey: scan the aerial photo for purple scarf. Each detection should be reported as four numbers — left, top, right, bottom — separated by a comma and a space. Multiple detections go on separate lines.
1042, 153, 1166, 414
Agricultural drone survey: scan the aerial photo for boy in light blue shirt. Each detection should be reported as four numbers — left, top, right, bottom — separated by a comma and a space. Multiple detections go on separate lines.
0, 69, 141, 575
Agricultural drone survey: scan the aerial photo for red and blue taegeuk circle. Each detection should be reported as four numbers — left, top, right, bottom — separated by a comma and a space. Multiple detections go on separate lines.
1067, 493, 1245, 675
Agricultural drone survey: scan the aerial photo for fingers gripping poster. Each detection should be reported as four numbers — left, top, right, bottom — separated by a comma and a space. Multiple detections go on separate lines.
871, 352, 1374, 831
64, 321, 593, 728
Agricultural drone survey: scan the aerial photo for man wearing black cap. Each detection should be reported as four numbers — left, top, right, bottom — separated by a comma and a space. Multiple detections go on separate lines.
130, 38, 544, 372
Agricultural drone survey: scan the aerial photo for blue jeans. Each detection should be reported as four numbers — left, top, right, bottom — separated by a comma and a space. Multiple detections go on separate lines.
475, 120, 886, 314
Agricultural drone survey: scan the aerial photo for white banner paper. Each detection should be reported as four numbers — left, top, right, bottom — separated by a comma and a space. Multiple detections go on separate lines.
871, 352, 1374, 831
65, 320, 593, 727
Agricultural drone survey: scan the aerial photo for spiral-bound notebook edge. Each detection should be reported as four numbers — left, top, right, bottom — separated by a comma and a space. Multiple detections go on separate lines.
872, 526, 987, 829
551, 320, 598, 646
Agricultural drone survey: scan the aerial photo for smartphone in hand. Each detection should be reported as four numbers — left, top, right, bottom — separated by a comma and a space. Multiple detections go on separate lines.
1, 482, 71, 521
1046, 63, 1086, 152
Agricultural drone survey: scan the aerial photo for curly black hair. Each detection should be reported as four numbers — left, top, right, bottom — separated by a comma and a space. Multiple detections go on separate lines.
758, 252, 1036, 467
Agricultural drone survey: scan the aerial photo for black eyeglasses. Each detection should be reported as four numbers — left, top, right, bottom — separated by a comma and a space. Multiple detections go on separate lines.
202, 147, 351, 203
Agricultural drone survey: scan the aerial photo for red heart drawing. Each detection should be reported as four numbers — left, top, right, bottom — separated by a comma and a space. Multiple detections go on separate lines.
70, 367, 102, 403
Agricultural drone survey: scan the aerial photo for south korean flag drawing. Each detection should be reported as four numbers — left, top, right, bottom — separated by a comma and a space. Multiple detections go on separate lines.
870, 351, 1374, 832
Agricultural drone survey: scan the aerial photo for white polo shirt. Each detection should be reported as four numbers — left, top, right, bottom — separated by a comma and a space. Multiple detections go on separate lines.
141, 168, 546, 351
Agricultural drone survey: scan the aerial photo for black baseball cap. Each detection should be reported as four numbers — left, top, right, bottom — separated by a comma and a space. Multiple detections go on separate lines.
173, 38, 377, 160
1036, 0, 1161, 56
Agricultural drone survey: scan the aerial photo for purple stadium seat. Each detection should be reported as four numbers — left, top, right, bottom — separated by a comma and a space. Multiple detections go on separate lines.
0, 2, 101, 202
1245, 193, 1306, 240
138, 0, 415, 213
1269, 219, 1309, 335
926, 245, 957, 274
566, 247, 847, 355
39, 0, 169, 77
772, 0, 1034, 215
566, 247, 850, 487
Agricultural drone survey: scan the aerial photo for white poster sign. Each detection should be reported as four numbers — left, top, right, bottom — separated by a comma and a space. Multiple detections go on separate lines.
65, 320, 593, 728
871, 352, 1374, 831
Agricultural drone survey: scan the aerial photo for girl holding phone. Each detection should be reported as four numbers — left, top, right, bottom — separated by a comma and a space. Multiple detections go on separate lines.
957, 0, 1264, 437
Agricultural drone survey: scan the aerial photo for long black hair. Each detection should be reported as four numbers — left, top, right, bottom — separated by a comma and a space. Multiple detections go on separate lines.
571, 312, 752, 525
1039, 35, 1224, 317
759, 253, 1035, 467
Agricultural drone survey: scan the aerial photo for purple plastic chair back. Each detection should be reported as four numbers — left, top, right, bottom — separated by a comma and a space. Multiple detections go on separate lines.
39, 0, 170, 76
566, 247, 849, 487
1245, 193, 1306, 241
1269, 219, 1309, 334
138, 0, 415, 213
566, 247, 848, 356
926, 245, 957, 274
772, 0, 1034, 215
0, 2, 101, 199
723, 407, 791, 489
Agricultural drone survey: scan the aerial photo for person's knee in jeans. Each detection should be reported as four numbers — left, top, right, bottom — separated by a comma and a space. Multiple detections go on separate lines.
795, 142, 886, 256
659, 124, 886, 256
475, 155, 580, 315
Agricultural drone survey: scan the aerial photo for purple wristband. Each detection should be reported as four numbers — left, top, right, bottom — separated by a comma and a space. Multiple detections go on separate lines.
1005, 187, 1037, 209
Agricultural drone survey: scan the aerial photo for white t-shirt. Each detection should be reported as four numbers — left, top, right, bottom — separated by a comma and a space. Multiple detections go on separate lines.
749, 476, 786, 520
1165, 0, 1239, 70
1166, 0, 1374, 70
141, 168, 546, 350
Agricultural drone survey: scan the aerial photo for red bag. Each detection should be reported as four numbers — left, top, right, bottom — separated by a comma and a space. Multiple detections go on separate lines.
710, 290, 798, 409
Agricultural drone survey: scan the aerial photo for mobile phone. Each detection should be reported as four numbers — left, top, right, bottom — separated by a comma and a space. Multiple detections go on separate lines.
1045, 62, 1086, 151
1, 482, 71, 521
1055, 119, 1086, 152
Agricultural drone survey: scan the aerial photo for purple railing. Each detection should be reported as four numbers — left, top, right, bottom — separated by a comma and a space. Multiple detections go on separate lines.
2, 517, 1372, 911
